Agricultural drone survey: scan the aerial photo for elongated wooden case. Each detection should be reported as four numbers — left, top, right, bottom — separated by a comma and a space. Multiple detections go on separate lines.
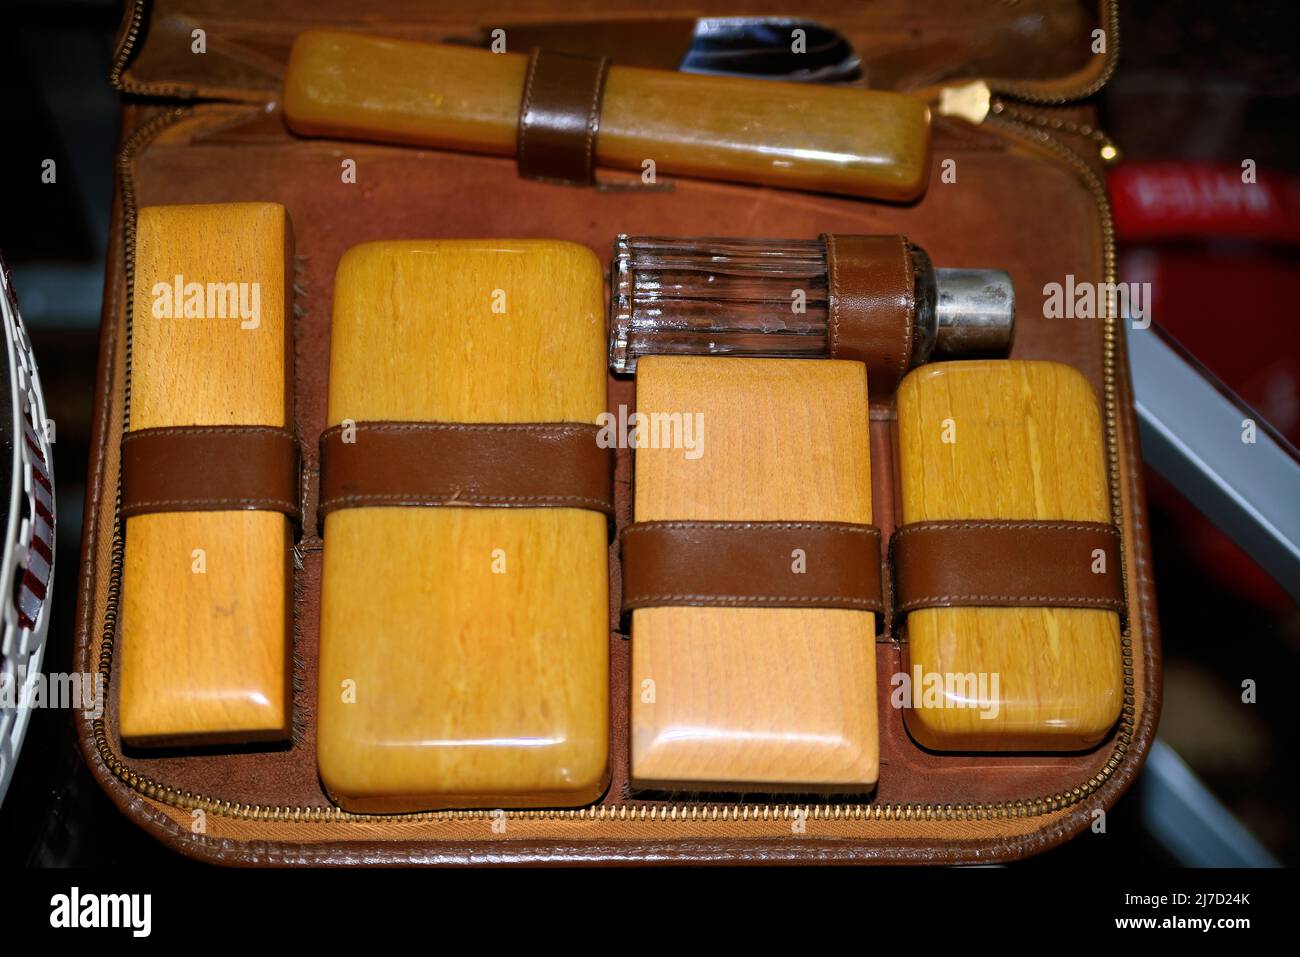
897, 360, 1123, 751
283, 31, 930, 202
316, 239, 609, 812
630, 356, 878, 792
119, 202, 293, 746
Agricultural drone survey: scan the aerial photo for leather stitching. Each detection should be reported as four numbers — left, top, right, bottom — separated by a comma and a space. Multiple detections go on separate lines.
894, 234, 914, 386
517, 48, 542, 174
123, 424, 293, 440
319, 422, 600, 436
824, 233, 842, 358
318, 421, 613, 516
622, 521, 883, 611
583, 57, 609, 181
320, 493, 610, 510
896, 594, 1123, 612
624, 594, 884, 608
123, 497, 297, 510
892, 520, 1118, 537
890, 520, 1124, 613
624, 520, 878, 536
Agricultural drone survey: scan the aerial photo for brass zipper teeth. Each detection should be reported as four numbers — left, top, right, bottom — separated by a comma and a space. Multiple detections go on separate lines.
107, 0, 145, 89
109, 0, 197, 99
986, 0, 1120, 104
91, 108, 187, 686
90, 104, 1137, 830
989, 100, 1121, 163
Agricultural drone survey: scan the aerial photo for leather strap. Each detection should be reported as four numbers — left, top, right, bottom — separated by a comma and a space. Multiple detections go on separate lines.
621, 520, 884, 618
891, 520, 1125, 616
318, 421, 614, 522
821, 233, 916, 397
121, 425, 300, 520
517, 47, 611, 185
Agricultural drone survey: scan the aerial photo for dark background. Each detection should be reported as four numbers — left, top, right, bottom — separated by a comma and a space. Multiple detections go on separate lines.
0, 0, 1295, 867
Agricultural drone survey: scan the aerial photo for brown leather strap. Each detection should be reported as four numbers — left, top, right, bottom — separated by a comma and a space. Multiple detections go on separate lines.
891, 520, 1125, 617
121, 425, 300, 520
318, 421, 614, 522
621, 520, 884, 618
821, 233, 916, 397
517, 47, 611, 185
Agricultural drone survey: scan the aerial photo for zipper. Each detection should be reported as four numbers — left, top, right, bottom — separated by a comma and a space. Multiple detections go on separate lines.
109, 0, 195, 99
106, 0, 144, 91
91, 3, 1140, 831
937, 0, 1122, 165
985, 0, 1121, 105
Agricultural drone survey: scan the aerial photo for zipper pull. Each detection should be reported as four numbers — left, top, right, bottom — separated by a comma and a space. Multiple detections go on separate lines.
936, 80, 991, 125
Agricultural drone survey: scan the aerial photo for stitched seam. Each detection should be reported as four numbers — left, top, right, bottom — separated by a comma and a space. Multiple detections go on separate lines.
895, 234, 913, 384
124, 497, 296, 509
626, 594, 883, 607
517, 48, 541, 171
893, 520, 1118, 538
897, 594, 1123, 611
584, 58, 608, 181
625, 521, 878, 536
124, 425, 293, 440
321, 493, 610, 509
825, 234, 842, 357
320, 422, 601, 436
77, 202, 123, 674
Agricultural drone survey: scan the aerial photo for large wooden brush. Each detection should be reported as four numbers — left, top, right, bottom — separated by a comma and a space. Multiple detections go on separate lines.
316, 239, 610, 812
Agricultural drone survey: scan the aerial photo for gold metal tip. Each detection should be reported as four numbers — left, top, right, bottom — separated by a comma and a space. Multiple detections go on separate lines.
937, 80, 991, 125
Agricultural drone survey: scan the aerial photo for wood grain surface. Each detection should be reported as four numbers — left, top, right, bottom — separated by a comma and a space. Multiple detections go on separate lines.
119, 202, 292, 746
897, 360, 1122, 751
317, 239, 609, 812
630, 356, 878, 792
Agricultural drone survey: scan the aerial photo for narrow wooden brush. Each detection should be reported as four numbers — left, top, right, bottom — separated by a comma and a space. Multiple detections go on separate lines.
119, 202, 293, 746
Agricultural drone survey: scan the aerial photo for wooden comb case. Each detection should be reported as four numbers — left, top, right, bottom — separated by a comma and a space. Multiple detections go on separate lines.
316, 240, 611, 812
894, 360, 1125, 751
119, 202, 295, 747
282, 30, 930, 201
624, 356, 882, 792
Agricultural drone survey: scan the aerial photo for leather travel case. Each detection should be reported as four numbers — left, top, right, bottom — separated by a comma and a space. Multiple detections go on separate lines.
75, 0, 1161, 864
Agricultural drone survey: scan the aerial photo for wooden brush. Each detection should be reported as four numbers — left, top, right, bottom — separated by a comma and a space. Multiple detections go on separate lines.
629, 356, 878, 792
896, 360, 1123, 751
316, 239, 609, 812
119, 202, 293, 747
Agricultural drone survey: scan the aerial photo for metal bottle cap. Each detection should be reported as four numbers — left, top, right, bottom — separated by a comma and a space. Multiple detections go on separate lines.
931, 268, 1016, 359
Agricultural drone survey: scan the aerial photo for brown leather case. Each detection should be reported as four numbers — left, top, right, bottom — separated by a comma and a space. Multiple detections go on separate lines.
77, 0, 1159, 864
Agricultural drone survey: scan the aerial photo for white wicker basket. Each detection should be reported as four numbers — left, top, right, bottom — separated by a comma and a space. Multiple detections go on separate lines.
0, 258, 56, 808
